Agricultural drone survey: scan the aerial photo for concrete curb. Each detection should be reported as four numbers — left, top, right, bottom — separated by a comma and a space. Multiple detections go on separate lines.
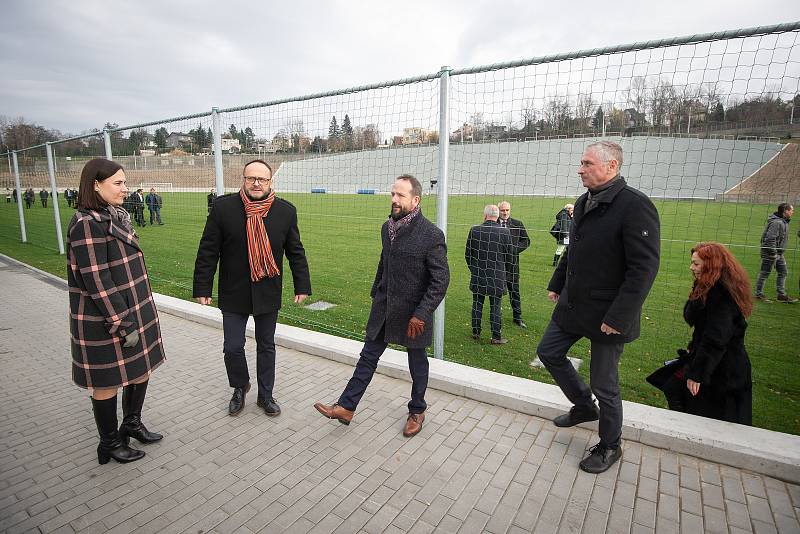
3, 253, 799, 483
153, 293, 800, 484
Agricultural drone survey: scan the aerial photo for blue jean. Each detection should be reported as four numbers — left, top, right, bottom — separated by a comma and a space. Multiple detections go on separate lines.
338, 323, 428, 414
148, 207, 162, 224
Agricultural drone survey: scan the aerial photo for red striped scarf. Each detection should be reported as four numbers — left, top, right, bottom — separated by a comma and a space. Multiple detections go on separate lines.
240, 188, 280, 282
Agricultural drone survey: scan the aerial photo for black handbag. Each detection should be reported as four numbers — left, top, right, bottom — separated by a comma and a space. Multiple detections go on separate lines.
646, 349, 692, 411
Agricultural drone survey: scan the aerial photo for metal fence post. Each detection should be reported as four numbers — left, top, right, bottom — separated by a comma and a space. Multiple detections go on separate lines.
212, 107, 225, 195
12, 151, 27, 243
433, 66, 452, 360
103, 130, 113, 160
45, 143, 65, 254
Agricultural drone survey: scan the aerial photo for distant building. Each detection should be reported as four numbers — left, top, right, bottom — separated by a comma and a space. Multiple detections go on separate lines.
220, 137, 241, 153
402, 127, 430, 145
166, 132, 192, 148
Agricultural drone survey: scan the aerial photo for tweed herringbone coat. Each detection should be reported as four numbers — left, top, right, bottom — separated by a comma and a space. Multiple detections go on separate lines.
67, 209, 165, 389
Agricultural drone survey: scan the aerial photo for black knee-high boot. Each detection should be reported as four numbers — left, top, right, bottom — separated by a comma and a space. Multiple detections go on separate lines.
91, 396, 145, 464
119, 381, 163, 445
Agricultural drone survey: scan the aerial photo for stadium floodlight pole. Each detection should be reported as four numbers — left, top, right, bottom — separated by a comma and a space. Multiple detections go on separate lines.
45, 143, 65, 255
12, 151, 27, 243
212, 107, 225, 195
103, 130, 113, 160
433, 65, 452, 361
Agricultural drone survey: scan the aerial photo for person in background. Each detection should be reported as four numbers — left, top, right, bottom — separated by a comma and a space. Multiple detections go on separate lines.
550, 203, 574, 266
466, 204, 513, 344
207, 188, 217, 214
754, 203, 796, 303
145, 187, 164, 225
67, 158, 165, 464
39, 188, 49, 207
497, 201, 530, 328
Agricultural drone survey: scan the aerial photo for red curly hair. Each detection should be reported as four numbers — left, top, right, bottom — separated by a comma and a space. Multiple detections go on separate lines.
689, 242, 752, 317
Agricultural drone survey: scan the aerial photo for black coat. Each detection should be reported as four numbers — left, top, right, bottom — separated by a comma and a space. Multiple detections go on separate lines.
499, 217, 530, 277
193, 193, 311, 316
548, 177, 660, 343
683, 283, 752, 424
550, 209, 573, 245
366, 211, 450, 349
465, 220, 513, 296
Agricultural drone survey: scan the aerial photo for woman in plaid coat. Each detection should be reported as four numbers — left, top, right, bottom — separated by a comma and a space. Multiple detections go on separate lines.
68, 158, 166, 465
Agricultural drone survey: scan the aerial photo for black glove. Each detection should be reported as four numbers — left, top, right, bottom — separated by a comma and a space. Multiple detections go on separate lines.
123, 330, 139, 348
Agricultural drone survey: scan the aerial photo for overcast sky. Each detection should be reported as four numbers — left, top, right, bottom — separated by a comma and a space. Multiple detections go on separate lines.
2, 0, 798, 135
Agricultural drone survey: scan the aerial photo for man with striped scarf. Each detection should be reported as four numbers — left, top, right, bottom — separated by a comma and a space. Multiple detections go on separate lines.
193, 160, 311, 417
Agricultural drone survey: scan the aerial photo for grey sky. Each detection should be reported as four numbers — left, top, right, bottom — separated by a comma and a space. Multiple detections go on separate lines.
2, 0, 798, 135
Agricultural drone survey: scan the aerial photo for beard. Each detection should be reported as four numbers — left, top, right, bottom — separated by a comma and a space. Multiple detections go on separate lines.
390, 205, 410, 221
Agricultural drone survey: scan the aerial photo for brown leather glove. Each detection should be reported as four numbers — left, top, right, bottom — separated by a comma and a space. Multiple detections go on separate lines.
407, 317, 425, 339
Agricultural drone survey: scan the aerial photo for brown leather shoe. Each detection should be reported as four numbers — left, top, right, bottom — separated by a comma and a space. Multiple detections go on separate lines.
314, 402, 354, 425
403, 412, 425, 437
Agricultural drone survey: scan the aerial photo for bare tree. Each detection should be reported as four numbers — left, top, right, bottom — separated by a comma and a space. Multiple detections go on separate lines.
575, 93, 597, 132
627, 76, 648, 116
521, 99, 537, 136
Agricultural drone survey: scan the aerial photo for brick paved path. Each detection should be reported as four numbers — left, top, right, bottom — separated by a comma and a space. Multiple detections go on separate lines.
1, 255, 799, 534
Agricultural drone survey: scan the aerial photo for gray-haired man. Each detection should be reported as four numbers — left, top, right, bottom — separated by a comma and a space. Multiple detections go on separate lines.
537, 141, 660, 474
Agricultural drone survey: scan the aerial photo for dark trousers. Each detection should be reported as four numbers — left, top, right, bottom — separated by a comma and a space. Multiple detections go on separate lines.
338, 323, 428, 414
755, 253, 787, 297
222, 310, 278, 400
41, 199, 47, 207
536, 320, 624, 449
472, 293, 502, 339
505, 275, 522, 320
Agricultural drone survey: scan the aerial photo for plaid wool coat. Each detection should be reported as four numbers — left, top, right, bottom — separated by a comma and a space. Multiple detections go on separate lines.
67, 209, 165, 389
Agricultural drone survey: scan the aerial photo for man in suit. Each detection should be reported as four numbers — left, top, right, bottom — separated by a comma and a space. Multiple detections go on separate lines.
39, 189, 49, 207
466, 204, 514, 344
193, 159, 311, 417
497, 201, 530, 328
537, 141, 660, 474
314, 174, 450, 438
207, 188, 217, 214
130, 189, 145, 226
145, 187, 164, 225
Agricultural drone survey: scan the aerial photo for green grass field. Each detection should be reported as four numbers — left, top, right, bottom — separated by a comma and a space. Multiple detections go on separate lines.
2, 192, 798, 434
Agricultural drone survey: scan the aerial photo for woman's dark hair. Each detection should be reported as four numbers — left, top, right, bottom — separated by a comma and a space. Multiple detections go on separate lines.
75, 158, 124, 211
777, 203, 793, 217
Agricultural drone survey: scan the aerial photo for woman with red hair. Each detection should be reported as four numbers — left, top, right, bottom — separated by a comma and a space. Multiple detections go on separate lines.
682, 242, 753, 424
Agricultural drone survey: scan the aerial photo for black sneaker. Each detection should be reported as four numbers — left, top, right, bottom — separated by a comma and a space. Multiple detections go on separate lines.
553, 404, 600, 427
256, 396, 281, 416
579, 442, 622, 474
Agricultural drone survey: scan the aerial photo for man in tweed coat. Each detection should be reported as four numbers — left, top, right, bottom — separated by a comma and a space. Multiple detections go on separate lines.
68, 158, 165, 465
315, 174, 450, 438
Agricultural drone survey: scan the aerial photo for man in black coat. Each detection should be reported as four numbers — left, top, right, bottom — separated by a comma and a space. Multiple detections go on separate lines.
536, 141, 660, 474
315, 174, 450, 438
466, 204, 513, 344
193, 160, 311, 417
497, 201, 530, 328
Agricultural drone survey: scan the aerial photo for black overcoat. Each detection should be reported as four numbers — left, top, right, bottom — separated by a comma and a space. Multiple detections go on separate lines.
501, 217, 530, 279
547, 177, 660, 343
683, 283, 752, 424
193, 193, 311, 316
465, 220, 513, 296
366, 211, 450, 349
67, 209, 166, 389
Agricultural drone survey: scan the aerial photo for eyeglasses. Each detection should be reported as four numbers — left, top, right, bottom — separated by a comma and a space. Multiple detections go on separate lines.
244, 176, 272, 184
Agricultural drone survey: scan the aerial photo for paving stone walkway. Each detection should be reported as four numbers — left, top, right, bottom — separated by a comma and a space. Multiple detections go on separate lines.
1, 255, 799, 534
